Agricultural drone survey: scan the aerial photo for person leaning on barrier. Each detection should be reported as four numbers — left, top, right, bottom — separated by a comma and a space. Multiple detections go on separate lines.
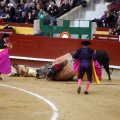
3, 22, 14, 30
33, 28, 45, 36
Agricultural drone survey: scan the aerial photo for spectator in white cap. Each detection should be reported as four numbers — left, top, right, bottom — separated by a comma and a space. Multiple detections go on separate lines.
8, 2, 15, 22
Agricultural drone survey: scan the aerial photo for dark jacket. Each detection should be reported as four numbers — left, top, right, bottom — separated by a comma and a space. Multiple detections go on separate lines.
0, 39, 7, 49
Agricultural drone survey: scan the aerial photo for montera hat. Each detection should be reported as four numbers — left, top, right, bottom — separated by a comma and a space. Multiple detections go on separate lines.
2, 33, 9, 38
81, 41, 91, 46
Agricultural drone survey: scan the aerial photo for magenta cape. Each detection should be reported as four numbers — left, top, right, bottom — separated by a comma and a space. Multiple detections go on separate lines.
0, 48, 11, 74
74, 59, 102, 84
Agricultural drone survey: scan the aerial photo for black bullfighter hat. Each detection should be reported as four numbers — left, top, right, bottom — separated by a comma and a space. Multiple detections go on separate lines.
2, 33, 9, 38
81, 41, 91, 46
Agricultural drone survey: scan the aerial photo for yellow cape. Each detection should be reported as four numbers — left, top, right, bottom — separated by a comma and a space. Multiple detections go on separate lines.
75, 60, 100, 84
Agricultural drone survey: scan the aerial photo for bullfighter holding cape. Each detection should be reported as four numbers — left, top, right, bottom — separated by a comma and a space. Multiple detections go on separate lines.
0, 33, 12, 80
72, 41, 102, 94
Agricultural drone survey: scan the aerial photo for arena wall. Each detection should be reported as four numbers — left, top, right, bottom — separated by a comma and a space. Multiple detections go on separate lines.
0, 34, 119, 67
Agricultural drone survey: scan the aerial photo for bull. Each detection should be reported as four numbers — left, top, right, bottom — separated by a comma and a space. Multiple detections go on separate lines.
36, 64, 51, 79
36, 50, 111, 81
95, 50, 111, 80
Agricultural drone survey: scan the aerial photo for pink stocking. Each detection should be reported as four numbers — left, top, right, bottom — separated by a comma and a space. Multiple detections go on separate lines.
78, 79, 82, 87
85, 81, 90, 92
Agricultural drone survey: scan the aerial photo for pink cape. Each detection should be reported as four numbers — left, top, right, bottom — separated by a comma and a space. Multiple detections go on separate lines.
0, 48, 11, 74
74, 59, 102, 81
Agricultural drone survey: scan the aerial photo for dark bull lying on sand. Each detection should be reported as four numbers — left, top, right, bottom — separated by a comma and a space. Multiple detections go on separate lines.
36, 50, 111, 80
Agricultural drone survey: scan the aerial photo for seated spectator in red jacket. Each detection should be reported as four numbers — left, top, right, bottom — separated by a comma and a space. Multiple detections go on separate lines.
26, 12, 35, 24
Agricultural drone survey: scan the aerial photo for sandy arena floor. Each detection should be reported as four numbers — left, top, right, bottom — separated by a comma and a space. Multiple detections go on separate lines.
0, 75, 120, 120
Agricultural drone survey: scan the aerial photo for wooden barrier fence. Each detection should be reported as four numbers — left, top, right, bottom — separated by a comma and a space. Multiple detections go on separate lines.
0, 34, 119, 67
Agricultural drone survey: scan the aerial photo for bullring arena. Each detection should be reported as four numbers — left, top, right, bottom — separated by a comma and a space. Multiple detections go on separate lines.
0, 70, 120, 120
0, 1, 120, 120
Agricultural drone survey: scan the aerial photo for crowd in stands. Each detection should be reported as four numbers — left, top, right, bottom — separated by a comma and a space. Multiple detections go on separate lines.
0, 0, 87, 26
92, 10, 120, 35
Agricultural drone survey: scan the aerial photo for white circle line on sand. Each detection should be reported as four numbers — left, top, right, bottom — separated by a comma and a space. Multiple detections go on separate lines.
0, 84, 59, 120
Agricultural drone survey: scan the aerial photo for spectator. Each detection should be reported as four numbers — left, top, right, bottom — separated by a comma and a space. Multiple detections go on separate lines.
9, 0, 17, 9
1, 9, 10, 22
3, 22, 14, 29
26, 12, 35, 24
25, 2, 32, 14
33, 28, 45, 36
24, 0, 31, 10
113, 25, 120, 35
7, 3, 15, 22
92, 10, 108, 27
43, 12, 51, 25
14, 7, 21, 23
41, 0, 47, 11
36, 2, 41, 13
46, 0, 52, 11
35, 0, 43, 9
18, 11, 27, 23
116, 0, 120, 12
31, 1, 37, 11
47, 1, 59, 17
116, 18, 120, 27
31, 9, 38, 19
52, 0, 71, 18
0, 1, 6, 13
108, 29, 113, 35
116, 15, 120, 26
105, 11, 116, 28
37, 8, 46, 20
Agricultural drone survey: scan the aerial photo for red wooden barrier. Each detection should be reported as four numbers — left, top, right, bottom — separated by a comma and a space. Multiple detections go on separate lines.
93, 34, 119, 41
96, 27, 115, 31
0, 29, 16, 34
0, 34, 120, 67
0, 22, 33, 27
